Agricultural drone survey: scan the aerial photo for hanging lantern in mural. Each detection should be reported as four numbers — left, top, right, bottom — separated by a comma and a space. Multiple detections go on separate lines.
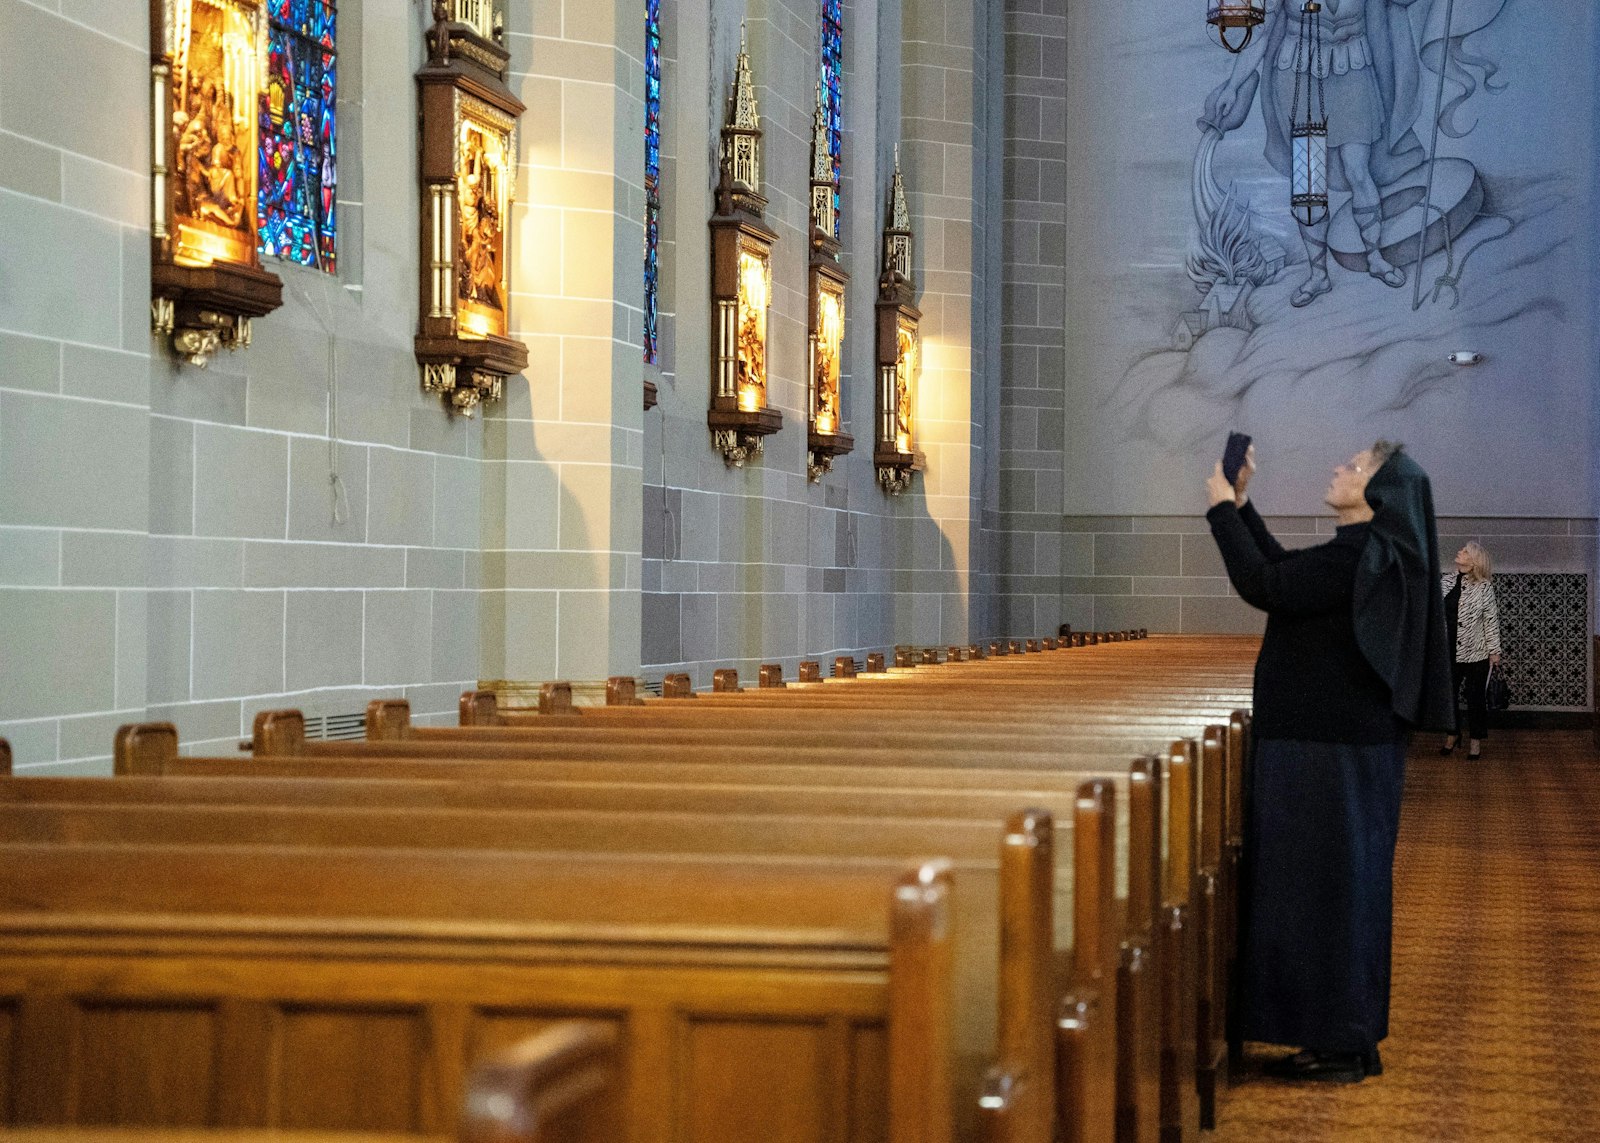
708, 26, 783, 466
1207, 0, 1265, 53
874, 149, 924, 496
1290, 2, 1328, 226
807, 82, 852, 481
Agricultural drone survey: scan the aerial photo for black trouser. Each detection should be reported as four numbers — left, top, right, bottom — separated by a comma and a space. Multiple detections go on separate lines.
1451, 658, 1491, 740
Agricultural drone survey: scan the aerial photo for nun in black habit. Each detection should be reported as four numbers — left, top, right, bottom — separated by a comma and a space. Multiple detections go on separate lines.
1204, 441, 1454, 1082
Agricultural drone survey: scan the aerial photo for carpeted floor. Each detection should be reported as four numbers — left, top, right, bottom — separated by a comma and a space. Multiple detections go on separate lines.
1213, 729, 1600, 1141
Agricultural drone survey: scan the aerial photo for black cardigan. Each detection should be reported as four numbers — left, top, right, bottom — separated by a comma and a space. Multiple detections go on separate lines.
1207, 501, 1405, 745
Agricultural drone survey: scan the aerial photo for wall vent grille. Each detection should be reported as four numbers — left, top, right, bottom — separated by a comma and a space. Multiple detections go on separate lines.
304, 712, 368, 741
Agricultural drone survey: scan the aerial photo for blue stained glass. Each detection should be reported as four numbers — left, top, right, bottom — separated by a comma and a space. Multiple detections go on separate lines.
644, 0, 661, 364
821, 0, 842, 237
258, 0, 337, 272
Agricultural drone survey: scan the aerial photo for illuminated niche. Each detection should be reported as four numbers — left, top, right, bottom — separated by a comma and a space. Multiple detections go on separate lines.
150, 0, 284, 367
415, 0, 527, 417
708, 27, 782, 467
875, 149, 924, 495
805, 36, 851, 480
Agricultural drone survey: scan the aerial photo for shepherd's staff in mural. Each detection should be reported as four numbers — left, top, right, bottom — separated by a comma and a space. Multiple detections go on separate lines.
1198, 0, 1508, 311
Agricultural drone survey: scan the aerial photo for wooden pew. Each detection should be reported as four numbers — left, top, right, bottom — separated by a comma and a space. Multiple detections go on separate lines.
0, 1020, 618, 1143
0, 786, 1119, 1143
139, 703, 1234, 1141
460, 1021, 619, 1143
0, 835, 959, 1143
8, 760, 1150, 1142
56, 630, 1241, 1139
10, 728, 1147, 1143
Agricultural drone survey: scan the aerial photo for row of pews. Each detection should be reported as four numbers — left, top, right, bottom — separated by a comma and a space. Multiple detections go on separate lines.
0, 629, 1259, 1143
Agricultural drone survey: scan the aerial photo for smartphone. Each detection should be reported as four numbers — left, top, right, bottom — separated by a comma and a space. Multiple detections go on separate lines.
1222, 432, 1252, 485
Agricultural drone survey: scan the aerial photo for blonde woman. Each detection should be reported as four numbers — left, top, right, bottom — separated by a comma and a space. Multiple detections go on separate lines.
1440, 542, 1502, 759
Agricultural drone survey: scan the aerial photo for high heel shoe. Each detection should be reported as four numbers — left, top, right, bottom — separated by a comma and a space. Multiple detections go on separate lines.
1439, 738, 1457, 756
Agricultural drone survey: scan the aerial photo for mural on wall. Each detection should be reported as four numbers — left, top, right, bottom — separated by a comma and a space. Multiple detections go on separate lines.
1071, 0, 1595, 515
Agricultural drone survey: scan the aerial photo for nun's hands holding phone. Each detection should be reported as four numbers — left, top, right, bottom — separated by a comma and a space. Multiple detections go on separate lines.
1234, 445, 1256, 505
1206, 445, 1257, 508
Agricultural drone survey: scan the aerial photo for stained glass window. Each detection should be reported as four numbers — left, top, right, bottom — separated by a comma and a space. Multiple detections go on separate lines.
258, 0, 337, 272
643, 0, 662, 364
821, 0, 842, 237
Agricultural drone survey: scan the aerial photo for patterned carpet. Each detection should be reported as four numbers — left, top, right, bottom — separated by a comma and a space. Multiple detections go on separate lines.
1214, 729, 1600, 1141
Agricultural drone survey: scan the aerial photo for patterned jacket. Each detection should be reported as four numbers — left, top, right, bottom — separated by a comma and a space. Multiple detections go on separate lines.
1441, 573, 1502, 662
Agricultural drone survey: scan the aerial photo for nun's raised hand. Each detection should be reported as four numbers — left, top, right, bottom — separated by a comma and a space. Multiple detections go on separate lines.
1206, 462, 1237, 508
1234, 444, 1257, 504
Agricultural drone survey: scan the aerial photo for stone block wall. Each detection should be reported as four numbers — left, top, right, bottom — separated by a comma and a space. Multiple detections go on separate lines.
993, 0, 1065, 639
637, 0, 1007, 686
485, 0, 646, 687
1054, 515, 1599, 654
2, 1, 486, 771
0, 0, 153, 771
139, 0, 485, 761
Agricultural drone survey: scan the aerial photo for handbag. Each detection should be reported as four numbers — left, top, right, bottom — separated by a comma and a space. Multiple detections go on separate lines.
1485, 662, 1511, 711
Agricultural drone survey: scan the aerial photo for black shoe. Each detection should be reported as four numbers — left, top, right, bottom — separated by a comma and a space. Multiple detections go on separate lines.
1262, 1050, 1367, 1083
1439, 740, 1456, 756
1468, 746, 1482, 760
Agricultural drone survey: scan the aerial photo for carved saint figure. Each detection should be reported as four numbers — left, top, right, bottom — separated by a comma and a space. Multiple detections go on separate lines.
735, 250, 769, 408
813, 290, 842, 429
894, 324, 916, 451
198, 110, 247, 228
457, 134, 504, 312
174, 76, 215, 219
736, 304, 766, 402
172, 68, 247, 233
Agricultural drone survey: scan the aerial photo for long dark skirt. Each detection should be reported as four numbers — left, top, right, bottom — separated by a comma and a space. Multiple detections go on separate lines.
1236, 737, 1407, 1053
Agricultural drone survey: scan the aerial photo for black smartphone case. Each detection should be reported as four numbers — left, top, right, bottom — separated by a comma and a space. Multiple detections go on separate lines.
1222, 432, 1251, 485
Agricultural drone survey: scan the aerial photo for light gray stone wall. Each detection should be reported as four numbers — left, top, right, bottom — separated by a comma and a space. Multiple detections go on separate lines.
2, 2, 486, 771
143, 0, 484, 761
636, 0, 1008, 686
486, 0, 646, 687
1057, 515, 1600, 640
0, 0, 153, 771
993, 0, 1064, 638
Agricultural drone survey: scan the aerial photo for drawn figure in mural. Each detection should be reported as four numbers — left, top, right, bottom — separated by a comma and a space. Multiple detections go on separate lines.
457, 140, 503, 311
1200, 0, 1507, 308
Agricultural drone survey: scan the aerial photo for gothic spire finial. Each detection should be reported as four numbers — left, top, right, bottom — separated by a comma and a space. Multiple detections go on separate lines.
730, 23, 759, 132
889, 147, 910, 233
811, 80, 832, 184
881, 145, 914, 285
719, 19, 764, 204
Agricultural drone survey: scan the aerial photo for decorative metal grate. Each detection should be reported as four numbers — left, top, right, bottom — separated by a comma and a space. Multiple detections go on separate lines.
1494, 573, 1590, 709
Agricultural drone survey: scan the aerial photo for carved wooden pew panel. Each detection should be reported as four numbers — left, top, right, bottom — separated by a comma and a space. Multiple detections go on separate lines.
0, 845, 952, 1143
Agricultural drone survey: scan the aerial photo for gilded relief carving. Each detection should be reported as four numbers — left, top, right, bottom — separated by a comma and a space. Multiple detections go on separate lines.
455, 111, 511, 338
894, 322, 917, 454
813, 285, 843, 434
169, 0, 259, 267
735, 248, 769, 411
